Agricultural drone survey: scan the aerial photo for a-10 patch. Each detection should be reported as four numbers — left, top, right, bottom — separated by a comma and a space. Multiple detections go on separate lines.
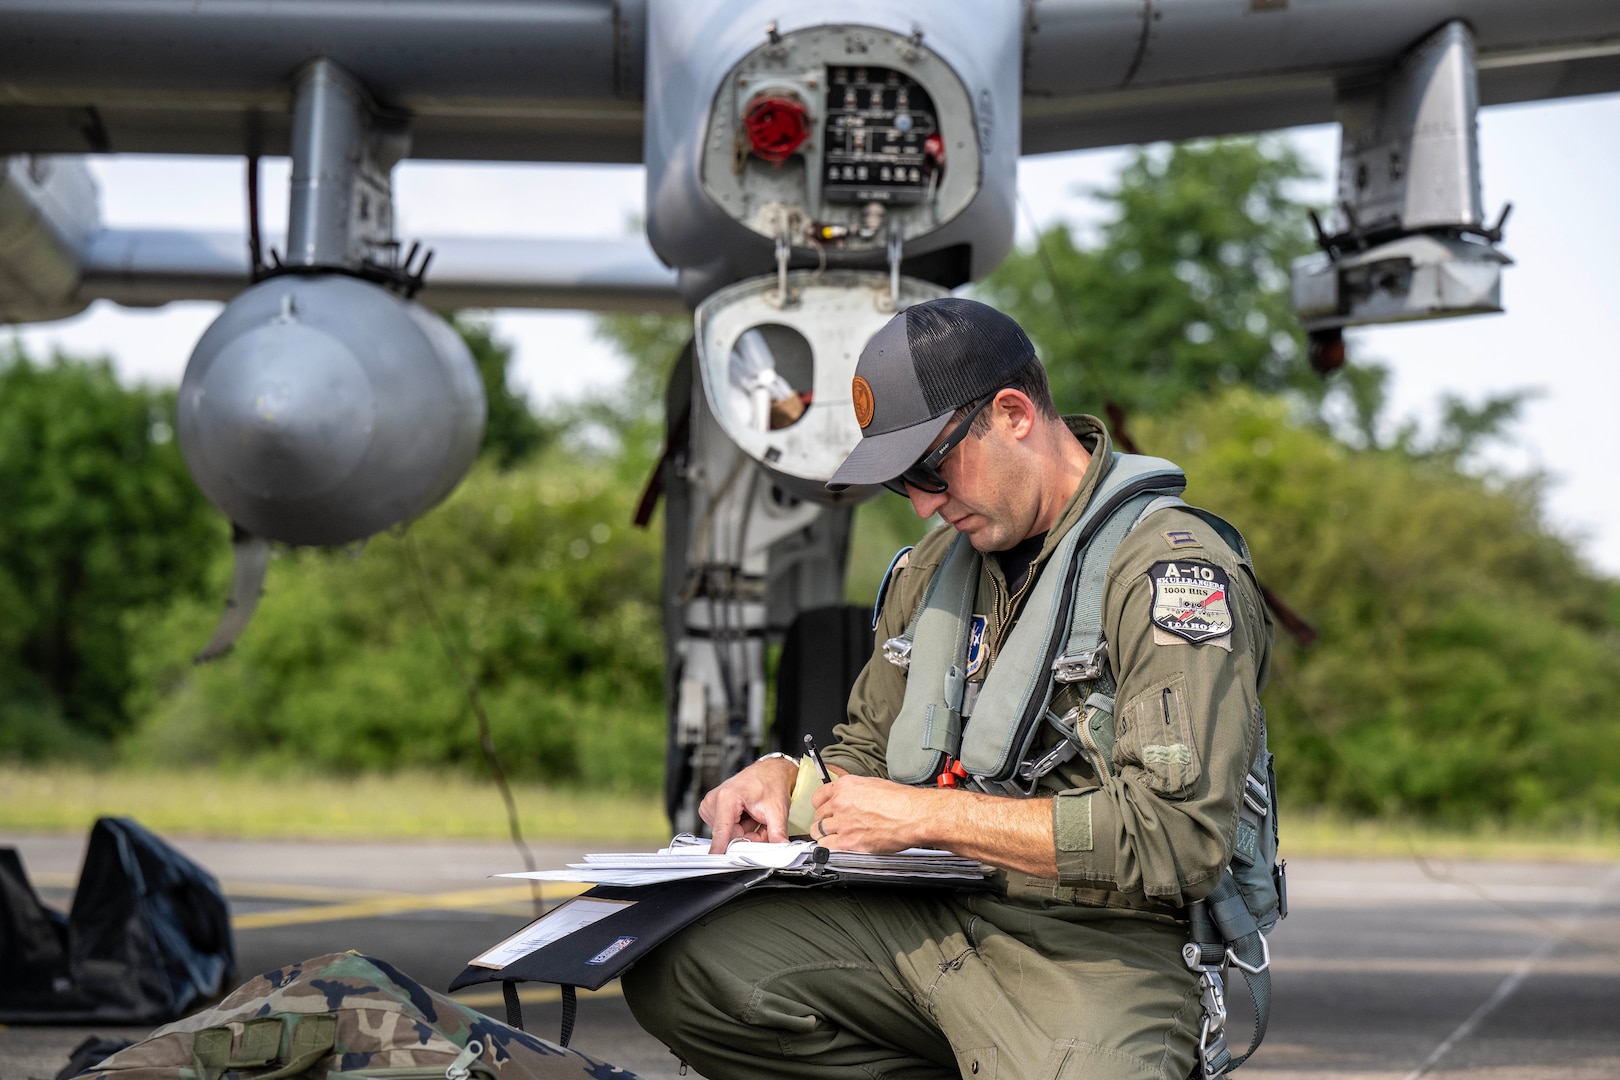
1149, 560, 1233, 643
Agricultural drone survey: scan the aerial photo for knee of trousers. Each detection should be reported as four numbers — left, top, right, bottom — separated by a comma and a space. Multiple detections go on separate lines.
620, 948, 679, 1039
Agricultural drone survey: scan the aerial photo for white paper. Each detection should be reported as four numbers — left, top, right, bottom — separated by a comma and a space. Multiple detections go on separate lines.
467, 896, 636, 969
497, 836, 995, 887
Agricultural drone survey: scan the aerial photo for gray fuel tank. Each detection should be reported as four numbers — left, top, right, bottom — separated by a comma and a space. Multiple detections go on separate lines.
177, 273, 486, 547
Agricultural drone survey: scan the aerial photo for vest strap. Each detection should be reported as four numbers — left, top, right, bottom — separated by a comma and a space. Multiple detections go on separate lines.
885, 452, 1190, 788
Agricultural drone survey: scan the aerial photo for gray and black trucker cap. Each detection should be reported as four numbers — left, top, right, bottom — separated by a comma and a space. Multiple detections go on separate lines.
827, 297, 1037, 491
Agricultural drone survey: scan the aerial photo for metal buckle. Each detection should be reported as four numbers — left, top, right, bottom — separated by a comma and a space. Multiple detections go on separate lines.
1243, 774, 1269, 816
1017, 740, 1077, 783
1182, 941, 1225, 972
1226, 934, 1271, 975
882, 636, 912, 671
1051, 644, 1106, 683
1196, 971, 1230, 1079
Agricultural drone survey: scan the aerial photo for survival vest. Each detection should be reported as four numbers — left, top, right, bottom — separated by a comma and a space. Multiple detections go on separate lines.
879, 451, 1285, 1078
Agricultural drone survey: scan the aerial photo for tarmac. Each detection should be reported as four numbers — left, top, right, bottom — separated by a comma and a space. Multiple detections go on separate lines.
1, 833, 1617, 1080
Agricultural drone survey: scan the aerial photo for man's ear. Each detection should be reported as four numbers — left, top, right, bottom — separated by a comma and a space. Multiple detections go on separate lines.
993, 388, 1039, 440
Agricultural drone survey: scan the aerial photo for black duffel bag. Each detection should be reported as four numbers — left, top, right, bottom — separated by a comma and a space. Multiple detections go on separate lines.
0, 816, 234, 1022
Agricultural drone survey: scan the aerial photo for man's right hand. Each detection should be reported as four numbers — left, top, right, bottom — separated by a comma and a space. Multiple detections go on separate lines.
700, 755, 799, 853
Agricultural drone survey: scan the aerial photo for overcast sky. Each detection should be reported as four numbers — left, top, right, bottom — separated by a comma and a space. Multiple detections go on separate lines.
12, 93, 1619, 572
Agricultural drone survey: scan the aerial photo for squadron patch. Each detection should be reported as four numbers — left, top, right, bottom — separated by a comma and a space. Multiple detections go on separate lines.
965, 614, 989, 676
1149, 560, 1233, 644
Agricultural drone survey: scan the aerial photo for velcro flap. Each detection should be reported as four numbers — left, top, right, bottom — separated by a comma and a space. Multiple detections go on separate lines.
288, 1014, 337, 1059
192, 1029, 231, 1070
236, 1018, 284, 1067
1053, 792, 1094, 852
921, 703, 961, 755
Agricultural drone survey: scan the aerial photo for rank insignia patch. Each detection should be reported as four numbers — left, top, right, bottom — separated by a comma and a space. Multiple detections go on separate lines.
1149, 561, 1233, 644
1163, 529, 1199, 548
965, 614, 988, 676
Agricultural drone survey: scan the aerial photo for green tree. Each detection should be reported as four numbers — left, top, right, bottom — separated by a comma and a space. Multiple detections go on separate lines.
1136, 391, 1620, 824
0, 346, 218, 753
584, 312, 692, 465
453, 315, 552, 469
980, 138, 1329, 423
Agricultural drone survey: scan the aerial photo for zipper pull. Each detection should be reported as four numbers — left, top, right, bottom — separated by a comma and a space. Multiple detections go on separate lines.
445, 1040, 482, 1080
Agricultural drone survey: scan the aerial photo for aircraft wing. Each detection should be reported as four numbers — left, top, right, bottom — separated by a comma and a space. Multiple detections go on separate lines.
0, 0, 1615, 162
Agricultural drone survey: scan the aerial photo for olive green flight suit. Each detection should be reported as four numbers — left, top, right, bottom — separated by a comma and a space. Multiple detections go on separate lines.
624, 417, 1273, 1080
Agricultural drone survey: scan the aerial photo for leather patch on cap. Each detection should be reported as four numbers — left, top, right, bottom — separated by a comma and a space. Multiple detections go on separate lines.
852, 375, 875, 428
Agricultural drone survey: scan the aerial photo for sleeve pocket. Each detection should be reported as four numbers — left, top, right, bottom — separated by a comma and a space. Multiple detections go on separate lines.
1113, 671, 1202, 799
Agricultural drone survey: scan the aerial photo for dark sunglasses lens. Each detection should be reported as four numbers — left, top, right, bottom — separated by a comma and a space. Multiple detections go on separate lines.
902, 466, 948, 494
884, 466, 947, 497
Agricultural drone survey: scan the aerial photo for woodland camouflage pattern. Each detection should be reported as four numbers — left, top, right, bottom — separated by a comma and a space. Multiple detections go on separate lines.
83, 952, 639, 1080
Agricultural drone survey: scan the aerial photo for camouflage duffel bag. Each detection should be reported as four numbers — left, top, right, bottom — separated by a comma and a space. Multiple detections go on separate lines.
80, 952, 638, 1080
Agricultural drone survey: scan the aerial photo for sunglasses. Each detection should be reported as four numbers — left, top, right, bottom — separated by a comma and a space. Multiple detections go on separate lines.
882, 390, 1005, 497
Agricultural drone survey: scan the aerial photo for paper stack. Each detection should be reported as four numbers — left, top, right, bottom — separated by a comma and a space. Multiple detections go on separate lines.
498, 834, 994, 887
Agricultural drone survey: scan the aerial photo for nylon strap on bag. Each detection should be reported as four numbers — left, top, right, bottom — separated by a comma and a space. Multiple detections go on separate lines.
560, 984, 577, 1047
503, 979, 523, 1030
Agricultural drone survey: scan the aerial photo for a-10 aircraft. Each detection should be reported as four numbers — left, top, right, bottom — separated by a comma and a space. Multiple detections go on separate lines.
1, 0, 1616, 831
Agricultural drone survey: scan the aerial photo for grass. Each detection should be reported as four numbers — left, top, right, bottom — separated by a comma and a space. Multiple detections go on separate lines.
0, 765, 667, 843
1283, 809, 1620, 863
3, 765, 1618, 861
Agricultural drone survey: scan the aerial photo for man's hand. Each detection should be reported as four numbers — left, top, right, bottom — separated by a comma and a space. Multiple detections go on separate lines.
810, 774, 1062, 878
700, 756, 799, 852
808, 774, 936, 853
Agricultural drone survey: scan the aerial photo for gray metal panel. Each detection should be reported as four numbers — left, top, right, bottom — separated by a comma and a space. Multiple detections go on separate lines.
1024, 0, 1620, 95
1021, 0, 1620, 153
0, 0, 635, 99
0, 155, 99, 322
1021, 58, 1620, 155
76, 228, 683, 313
0, 0, 647, 162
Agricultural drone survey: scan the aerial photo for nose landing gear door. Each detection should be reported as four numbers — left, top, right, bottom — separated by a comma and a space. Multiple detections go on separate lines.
693, 268, 946, 501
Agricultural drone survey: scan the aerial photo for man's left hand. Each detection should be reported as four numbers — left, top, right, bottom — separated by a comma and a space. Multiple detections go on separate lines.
807, 774, 937, 853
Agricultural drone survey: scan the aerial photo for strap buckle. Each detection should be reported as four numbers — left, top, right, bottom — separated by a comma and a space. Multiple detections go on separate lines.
1196, 970, 1231, 1079
1242, 774, 1269, 816
1051, 644, 1107, 683
1226, 933, 1271, 975
1017, 737, 1078, 785
882, 636, 912, 670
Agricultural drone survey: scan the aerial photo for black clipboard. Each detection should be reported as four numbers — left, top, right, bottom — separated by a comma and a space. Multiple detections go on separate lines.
450, 864, 996, 993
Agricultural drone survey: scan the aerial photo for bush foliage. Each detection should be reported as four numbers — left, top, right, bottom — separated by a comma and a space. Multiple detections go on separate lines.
1138, 392, 1620, 824
125, 447, 666, 793
0, 348, 219, 757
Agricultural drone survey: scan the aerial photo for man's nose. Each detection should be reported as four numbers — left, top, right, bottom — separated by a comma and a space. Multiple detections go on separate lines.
907, 485, 948, 518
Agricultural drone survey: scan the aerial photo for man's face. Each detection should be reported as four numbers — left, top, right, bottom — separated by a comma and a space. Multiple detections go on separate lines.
901, 394, 1040, 553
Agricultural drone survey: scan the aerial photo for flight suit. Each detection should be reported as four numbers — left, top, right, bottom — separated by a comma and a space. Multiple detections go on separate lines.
624, 416, 1273, 1080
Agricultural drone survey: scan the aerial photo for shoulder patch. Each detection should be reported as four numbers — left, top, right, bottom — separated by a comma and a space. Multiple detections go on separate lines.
872, 546, 914, 630
1162, 528, 1201, 549
1149, 560, 1233, 643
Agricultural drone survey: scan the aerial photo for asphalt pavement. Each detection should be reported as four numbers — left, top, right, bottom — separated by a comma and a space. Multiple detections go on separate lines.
1, 833, 1616, 1080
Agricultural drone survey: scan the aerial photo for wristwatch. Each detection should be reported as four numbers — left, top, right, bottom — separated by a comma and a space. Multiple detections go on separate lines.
756, 751, 798, 765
